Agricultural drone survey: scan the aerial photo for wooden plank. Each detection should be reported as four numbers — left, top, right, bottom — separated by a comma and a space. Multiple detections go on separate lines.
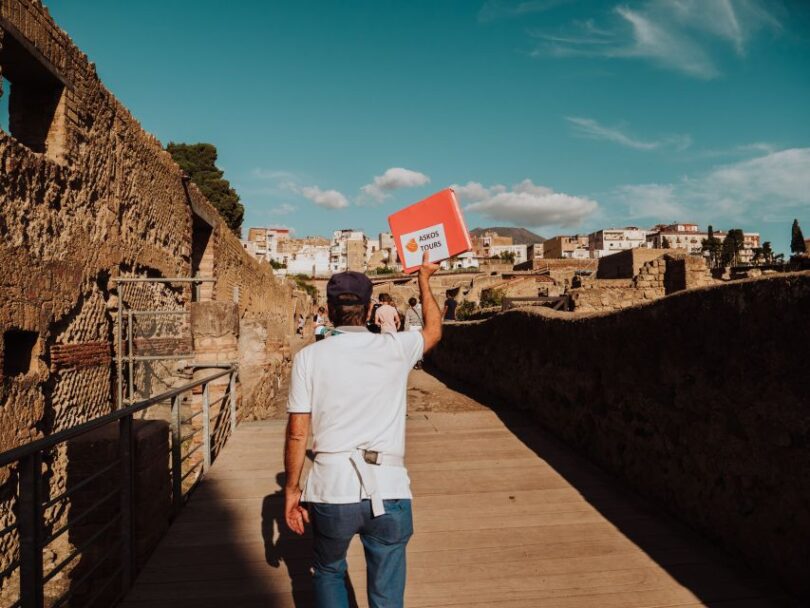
123, 398, 783, 607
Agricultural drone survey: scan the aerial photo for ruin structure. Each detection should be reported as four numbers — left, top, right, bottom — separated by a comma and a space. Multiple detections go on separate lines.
0, 1, 303, 601
430, 272, 810, 599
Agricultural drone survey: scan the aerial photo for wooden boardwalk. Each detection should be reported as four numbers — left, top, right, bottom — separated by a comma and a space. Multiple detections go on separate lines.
122, 374, 784, 607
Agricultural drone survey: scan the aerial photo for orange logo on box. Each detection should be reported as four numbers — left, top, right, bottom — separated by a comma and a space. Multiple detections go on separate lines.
405, 238, 419, 253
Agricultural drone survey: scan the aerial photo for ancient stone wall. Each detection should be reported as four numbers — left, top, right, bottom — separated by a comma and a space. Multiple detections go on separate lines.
430, 272, 810, 599
0, 1, 297, 601
570, 254, 719, 313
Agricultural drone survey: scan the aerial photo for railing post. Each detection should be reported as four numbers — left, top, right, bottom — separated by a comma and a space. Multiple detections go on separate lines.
116, 297, 124, 410
127, 310, 134, 403
229, 370, 237, 434
18, 452, 44, 608
202, 383, 211, 474
119, 415, 135, 591
171, 393, 183, 517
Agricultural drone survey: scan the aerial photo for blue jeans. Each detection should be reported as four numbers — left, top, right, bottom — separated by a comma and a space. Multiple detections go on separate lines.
308, 499, 413, 608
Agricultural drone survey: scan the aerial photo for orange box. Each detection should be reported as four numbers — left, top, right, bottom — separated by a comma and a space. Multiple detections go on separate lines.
388, 188, 473, 273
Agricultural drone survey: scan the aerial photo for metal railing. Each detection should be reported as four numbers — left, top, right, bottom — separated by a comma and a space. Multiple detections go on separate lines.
0, 365, 238, 608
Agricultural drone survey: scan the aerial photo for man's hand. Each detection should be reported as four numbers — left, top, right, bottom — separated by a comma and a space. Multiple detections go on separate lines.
285, 486, 310, 535
283, 413, 311, 534
418, 250, 440, 279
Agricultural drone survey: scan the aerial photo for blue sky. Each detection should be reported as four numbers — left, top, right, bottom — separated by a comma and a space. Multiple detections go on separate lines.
32, 1, 810, 252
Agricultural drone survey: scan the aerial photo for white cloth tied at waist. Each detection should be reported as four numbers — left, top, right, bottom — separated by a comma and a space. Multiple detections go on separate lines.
314, 450, 404, 516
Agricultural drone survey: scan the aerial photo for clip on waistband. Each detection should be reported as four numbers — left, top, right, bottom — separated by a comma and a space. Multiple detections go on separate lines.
314, 450, 404, 517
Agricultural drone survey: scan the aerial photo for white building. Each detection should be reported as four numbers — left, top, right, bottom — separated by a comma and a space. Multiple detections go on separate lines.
646, 223, 704, 254
489, 244, 528, 265
330, 229, 368, 272
440, 251, 480, 271
646, 223, 761, 264
286, 245, 331, 277
243, 227, 291, 263
589, 227, 649, 258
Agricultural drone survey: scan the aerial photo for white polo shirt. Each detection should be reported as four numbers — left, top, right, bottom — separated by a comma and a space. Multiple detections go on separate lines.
287, 326, 423, 504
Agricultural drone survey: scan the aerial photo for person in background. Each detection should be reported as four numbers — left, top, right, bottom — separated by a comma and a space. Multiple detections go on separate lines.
374, 293, 400, 334
366, 298, 382, 334
314, 306, 328, 341
404, 297, 423, 332
404, 297, 424, 369
442, 290, 457, 322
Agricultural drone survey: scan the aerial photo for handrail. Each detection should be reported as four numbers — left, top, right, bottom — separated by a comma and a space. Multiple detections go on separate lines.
0, 367, 233, 468
0, 364, 239, 608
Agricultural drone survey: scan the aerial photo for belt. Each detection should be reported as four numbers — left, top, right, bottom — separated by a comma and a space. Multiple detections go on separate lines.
314, 449, 404, 517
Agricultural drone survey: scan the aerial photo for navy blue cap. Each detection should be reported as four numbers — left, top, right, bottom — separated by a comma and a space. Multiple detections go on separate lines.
326, 271, 373, 305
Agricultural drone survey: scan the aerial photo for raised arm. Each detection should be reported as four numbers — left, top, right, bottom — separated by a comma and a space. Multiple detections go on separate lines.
284, 413, 311, 534
418, 250, 442, 353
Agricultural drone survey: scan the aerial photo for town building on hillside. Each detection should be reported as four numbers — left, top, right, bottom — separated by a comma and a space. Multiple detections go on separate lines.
646, 223, 705, 254
489, 244, 528, 264
646, 223, 760, 264
242, 227, 291, 263
472, 231, 513, 258
528, 243, 545, 260
286, 244, 331, 277
544, 235, 590, 259
368, 232, 400, 271
588, 227, 649, 258
441, 251, 479, 270
330, 229, 368, 272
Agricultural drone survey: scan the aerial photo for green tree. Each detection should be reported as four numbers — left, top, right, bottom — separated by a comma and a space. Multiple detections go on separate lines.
761, 241, 774, 263
662, 236, 672, 249
480, 288, 505, 308
167, 142, 245, 235
456, 300, 476, 321
292, 274, 318, 301
720, 228, 744, 266
495, 251, 516, 264
701, 225, 722, 268
791, 219, 807, 254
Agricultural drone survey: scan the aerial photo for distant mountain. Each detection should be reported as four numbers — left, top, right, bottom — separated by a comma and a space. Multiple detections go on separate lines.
470, 227, 546, 245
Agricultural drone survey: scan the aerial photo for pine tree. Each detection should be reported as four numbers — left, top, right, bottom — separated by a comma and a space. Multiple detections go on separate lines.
701, 225, 722, 268
167, 142, 245, 235
791, 219, 807, 254
720, 228, 744, 266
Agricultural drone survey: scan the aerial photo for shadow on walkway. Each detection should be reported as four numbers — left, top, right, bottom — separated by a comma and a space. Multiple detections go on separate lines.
423, 363, 796, 607
262, 472, 360, 608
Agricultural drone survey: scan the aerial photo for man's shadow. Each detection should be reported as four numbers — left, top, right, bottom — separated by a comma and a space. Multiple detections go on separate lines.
262, 470, 360, 608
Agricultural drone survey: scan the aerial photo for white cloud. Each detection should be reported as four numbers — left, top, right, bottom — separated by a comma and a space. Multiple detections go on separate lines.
614, 148, 810, 224
453, 179, 598, 228
300, 186, 349, 210
530, 0, 781, 79
361, 167, 431, 202
566, 116, 691, 151
266, 203, 296, 216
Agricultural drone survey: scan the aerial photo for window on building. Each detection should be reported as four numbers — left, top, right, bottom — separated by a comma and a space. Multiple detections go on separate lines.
3, 330, 39, 378
0, 30, 66, 160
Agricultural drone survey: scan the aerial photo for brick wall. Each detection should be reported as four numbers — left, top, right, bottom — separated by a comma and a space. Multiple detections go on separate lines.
0, 0, 298, 601
430, 271, 810, 600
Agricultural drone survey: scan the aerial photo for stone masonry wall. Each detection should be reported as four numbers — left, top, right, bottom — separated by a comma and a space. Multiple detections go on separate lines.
571, 254, 719, 313
430, 272, 810, 599
0, 0, 297, 601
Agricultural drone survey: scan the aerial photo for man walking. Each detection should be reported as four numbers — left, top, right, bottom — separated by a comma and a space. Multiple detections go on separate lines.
284, 251, 442, 608
374, 293, 400, 334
